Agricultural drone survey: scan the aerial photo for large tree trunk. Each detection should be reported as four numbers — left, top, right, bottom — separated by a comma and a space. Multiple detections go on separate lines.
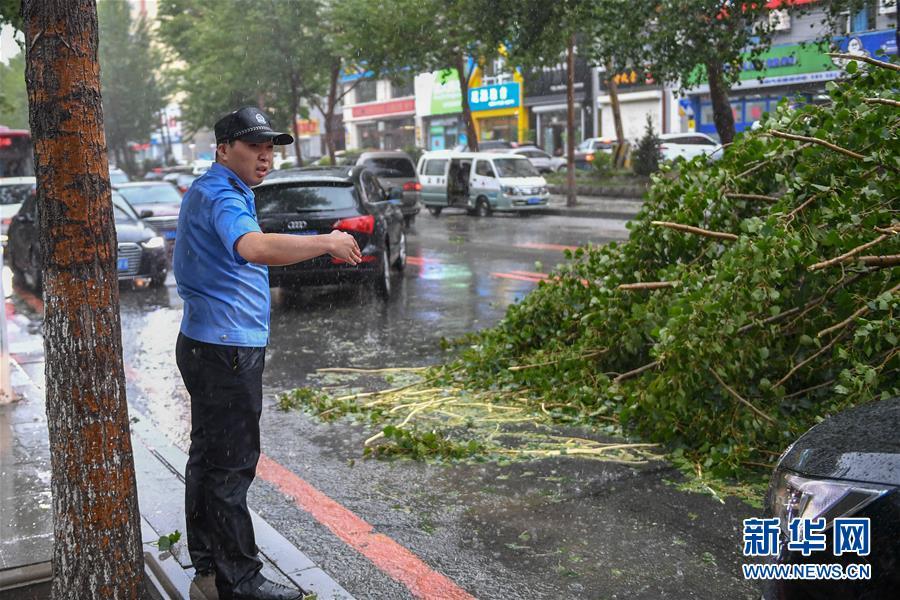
23, 1, 145, 598
289, 78, 303, 166
705, 58, 735, 145
606, 62, 626, 168
565, 33, 576, 208
455, 53, 479, 152
325, 62, 340, 163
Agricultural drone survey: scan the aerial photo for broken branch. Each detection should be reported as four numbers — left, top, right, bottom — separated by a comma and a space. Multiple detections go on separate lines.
859, 254, 900, 267
817, 282, 900, 339
725, 193, 779, 203
651, 221, 739, 241
613, 360, 661, 384
617, 281, 675, 291
709, 369, 776, 425
828, 53, 900, 73
808, 233, 892, 271
768, 130, 865, 161
863, 97, 900, 109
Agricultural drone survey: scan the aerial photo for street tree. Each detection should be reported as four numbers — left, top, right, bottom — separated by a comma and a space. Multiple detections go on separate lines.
332, 0, 501, 151
158, 0, 327, 164
98, 0, 165, 175
637, 0, 867, 144
22, 0, 144, 597
0, 53, 28, 129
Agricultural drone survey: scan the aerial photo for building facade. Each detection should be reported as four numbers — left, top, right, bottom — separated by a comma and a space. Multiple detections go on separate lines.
342, 75, 416, 151
523, 53, 595, 155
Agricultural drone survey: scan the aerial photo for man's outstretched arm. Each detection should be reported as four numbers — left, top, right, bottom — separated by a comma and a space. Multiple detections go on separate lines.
235, 230, 362, 266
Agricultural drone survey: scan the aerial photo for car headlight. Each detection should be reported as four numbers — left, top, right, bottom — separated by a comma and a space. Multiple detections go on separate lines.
501, 185, 517, 195
768, 469, 888, 534
141, 236, 165, 249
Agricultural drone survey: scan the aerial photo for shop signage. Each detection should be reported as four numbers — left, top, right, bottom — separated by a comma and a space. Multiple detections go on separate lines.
468, 82, 520, 112
415, 69, 463, 117
351, 98, 415, 119
295, 119, 319, 136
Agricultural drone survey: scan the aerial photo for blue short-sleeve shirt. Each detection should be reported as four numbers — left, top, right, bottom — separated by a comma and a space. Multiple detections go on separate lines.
174, 162, 270, 347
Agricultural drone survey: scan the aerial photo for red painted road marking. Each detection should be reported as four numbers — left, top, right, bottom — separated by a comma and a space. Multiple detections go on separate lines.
507, 270, 548, 279
12, 276, 477, 598
256, 454, 475, 600
490, 272, 544, 283
406, 255, 439, 267
515, 242, 579, 252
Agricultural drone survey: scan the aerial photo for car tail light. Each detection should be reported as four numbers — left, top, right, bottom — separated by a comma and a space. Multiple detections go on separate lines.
402, 181, 421, 192
333, 215, 374, 234
659, 145, 668, 151
1, 217, 10, 226
586, 153, 595, 162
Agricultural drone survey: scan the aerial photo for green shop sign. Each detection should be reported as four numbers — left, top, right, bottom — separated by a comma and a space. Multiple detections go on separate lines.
695, 42, 836, 87
429, 69, 462, 115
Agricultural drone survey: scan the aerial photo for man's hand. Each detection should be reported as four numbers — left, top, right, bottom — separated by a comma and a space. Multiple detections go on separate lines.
327, 230, 362, 265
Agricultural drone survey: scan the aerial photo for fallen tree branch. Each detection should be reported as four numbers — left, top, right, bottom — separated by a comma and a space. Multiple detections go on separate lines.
709, 368, 777, 425
776, 331, 847, 388
725, 193, 780, 203
829, 53, 900, 73
737, 306, 802, 334
651, 221, 739, 241
617, 281, 675, 291
859, 254, 900, 267
808, 233, 892, 271
817, 282, 900, 339
507, 348, 608, 372
863, 97, 900, 109
768, 130, 865, 161
785, 192, 823, 222
734, 143, 812, 179
783, 378, 836, 400
613, 360, 660, 384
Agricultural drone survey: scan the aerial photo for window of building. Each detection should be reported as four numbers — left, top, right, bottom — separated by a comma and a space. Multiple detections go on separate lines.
355, 78, 377, 103
391, 78, 415, 98
481, 57, 512, 86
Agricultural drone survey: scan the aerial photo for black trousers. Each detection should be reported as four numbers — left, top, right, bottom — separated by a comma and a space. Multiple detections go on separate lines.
175, 333, 267, 596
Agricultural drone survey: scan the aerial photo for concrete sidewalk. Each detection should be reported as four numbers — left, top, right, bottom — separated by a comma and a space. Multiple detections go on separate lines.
0, 308, 352, 599
537, 194, 644, 219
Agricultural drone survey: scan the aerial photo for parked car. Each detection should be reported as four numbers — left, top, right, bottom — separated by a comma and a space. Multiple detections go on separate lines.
571, 137, 615, 169
113, 181, 182, 245
658, 133, 722, 162
109, 167, 130, 184
8, 190, 167, 291
506, 146, 566, 173
255, 166, 406, 298
452, 139, 513, 152
416, 150, 550, 216
160, 169, 198, 194
763, 396, 899, 600
0, 176, 35, 246
356, 151, 421, 227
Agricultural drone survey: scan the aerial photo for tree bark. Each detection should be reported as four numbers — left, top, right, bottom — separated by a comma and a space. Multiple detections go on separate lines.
23, 1, 144, 598
325, 61, 340, 163
606, 62, 626, 168
565, 33, 576, 207
705, 58, 735, 145
455, 52, 479, 152
288, 77, 303, 166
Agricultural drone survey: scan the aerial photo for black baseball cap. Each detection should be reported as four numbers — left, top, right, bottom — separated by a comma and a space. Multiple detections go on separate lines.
214, 106, 294, 145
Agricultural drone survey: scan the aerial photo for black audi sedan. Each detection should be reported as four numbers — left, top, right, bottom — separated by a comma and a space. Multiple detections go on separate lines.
256, 166, 406, 298
7, 190, 168, 291
762, 396, 899, 600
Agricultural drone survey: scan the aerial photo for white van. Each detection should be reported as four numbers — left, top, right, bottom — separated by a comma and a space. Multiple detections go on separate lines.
416, 150, 550, 216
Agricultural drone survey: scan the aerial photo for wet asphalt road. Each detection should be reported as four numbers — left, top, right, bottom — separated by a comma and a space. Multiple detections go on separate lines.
16, 210, 761, 599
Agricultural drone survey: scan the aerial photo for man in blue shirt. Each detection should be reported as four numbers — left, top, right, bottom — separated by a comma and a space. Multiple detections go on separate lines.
174, 107, 360, 600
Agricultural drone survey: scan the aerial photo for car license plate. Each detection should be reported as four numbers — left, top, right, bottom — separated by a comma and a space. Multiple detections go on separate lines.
527, 197, 542, 205
290, 230, 317, 235
117, 257, 129, 271
164, 230, 177, 240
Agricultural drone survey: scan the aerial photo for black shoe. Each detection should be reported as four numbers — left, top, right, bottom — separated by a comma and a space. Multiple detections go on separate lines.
232, 578, 303, 600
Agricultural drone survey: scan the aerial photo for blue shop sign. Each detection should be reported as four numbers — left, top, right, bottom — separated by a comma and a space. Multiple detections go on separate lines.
834, 29, 897, 60
468, 82, 520, 111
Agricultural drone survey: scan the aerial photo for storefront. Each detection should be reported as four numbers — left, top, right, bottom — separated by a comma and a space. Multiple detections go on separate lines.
346, 98, 416, 151
597, 68, 669, 141
415, 69, 466, 150
468, 79, 527, 144
524, 56, 594, 155
686, 29, 897, 136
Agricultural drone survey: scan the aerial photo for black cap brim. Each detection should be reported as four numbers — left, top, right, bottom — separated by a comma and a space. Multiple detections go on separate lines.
240, 130, 294, 145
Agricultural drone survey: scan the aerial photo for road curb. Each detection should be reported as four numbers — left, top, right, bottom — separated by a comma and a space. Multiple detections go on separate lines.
534, 207, 641, 220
